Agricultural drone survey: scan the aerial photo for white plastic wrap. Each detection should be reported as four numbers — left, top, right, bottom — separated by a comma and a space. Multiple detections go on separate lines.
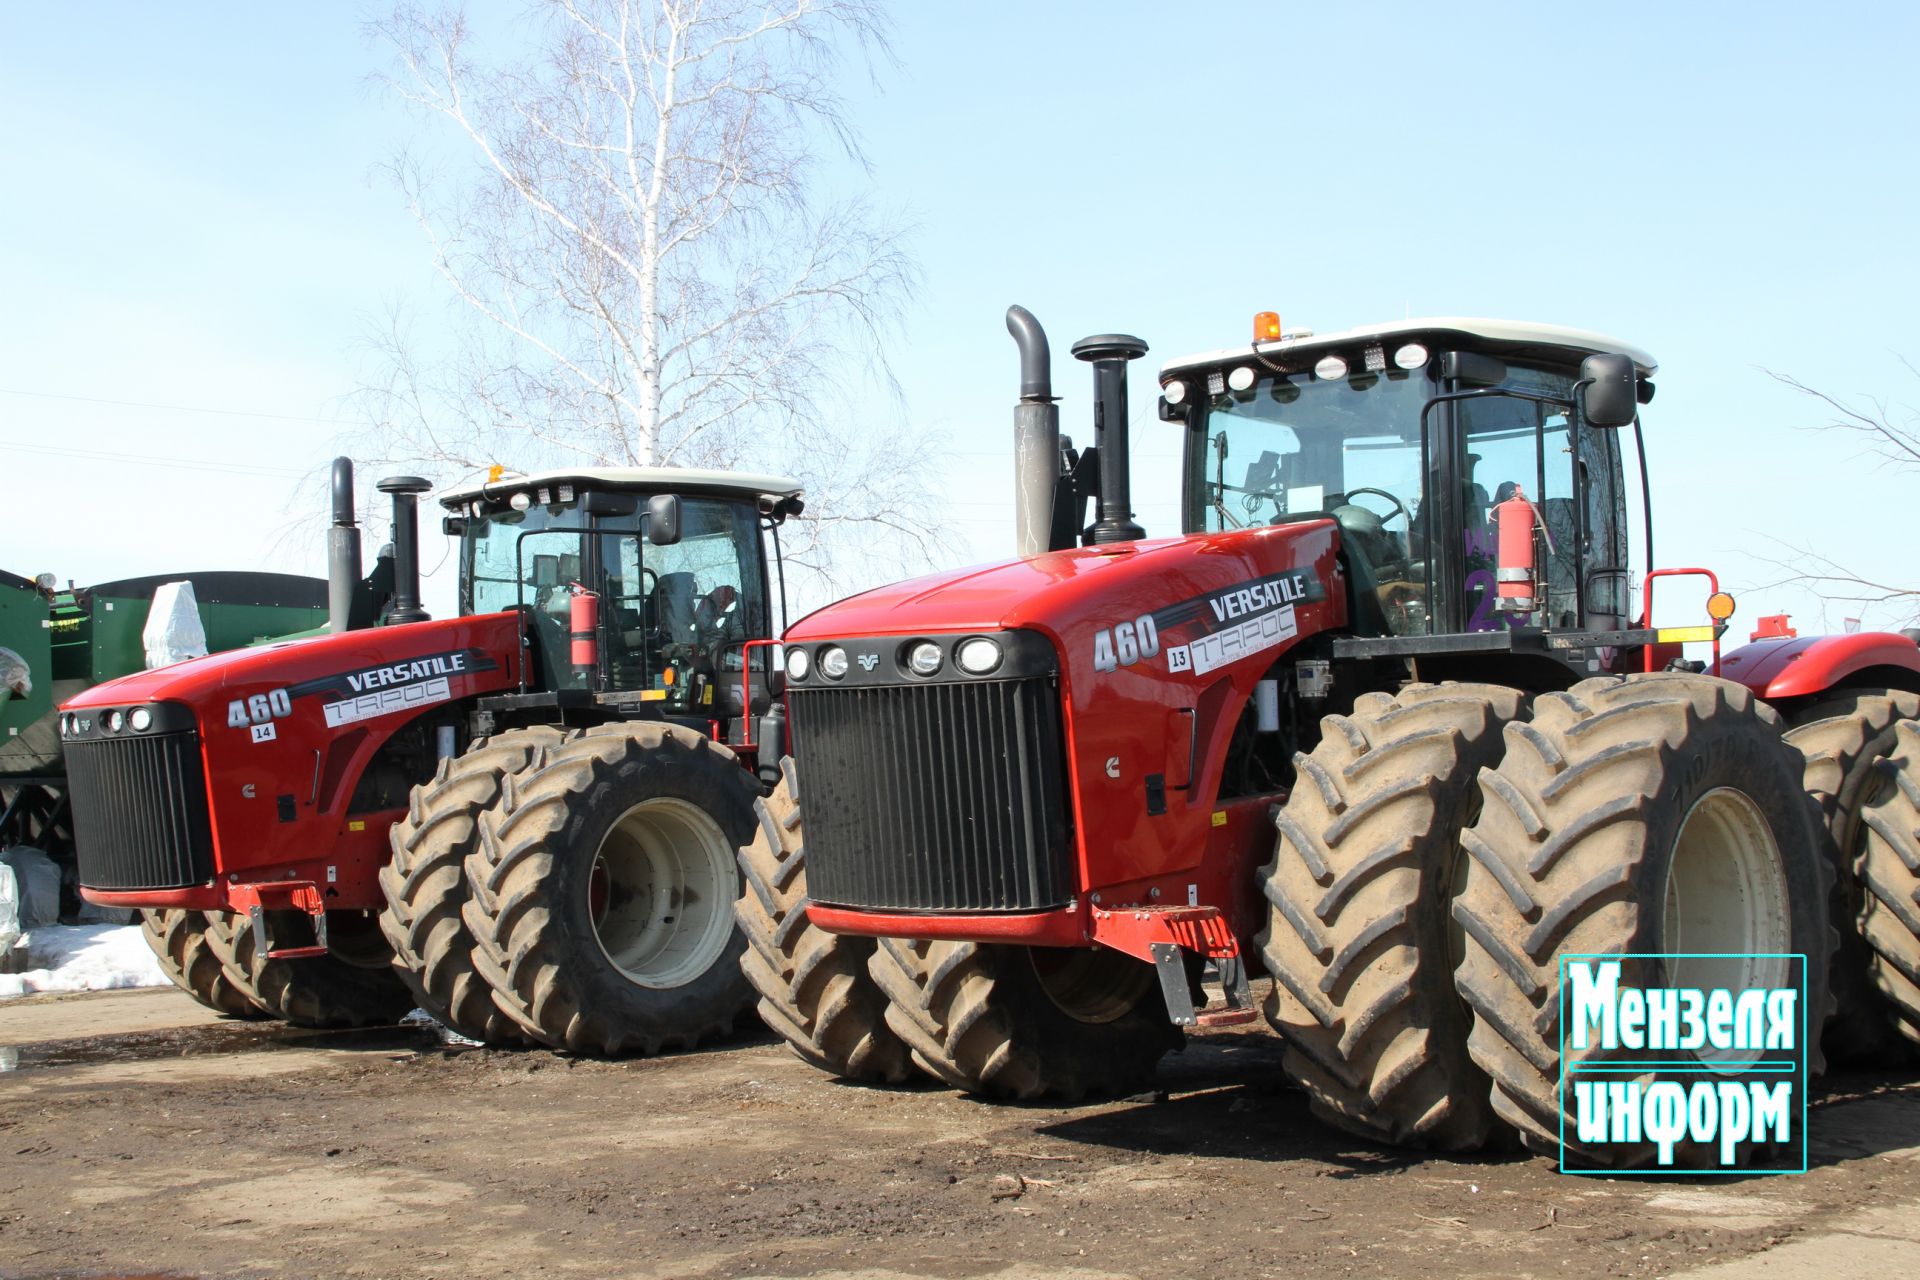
142, 580, 209, 669
0, 863, 20, 954
0, 645, 29, 700
0, 846, 60, 929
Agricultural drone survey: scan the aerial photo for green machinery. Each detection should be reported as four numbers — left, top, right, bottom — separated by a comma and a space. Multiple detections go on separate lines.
1, 569, 328, 919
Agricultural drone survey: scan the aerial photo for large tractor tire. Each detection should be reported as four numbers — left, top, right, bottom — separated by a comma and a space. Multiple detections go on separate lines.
1452, 673, 1834, 1166
1785, 691, 1920, 1063
1856, 719, 1920, 1048
139, 909, 266, 1019
204, 910, 414, 1029
462, 723, 758, 1056
1258, 682, 1524, 1150
735, 757, 917, 1082
867, 937, 1180, 1102
380, 730, 567, 1045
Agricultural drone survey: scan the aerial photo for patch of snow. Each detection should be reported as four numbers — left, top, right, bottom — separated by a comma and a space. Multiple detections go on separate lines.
0, 924, 169, 998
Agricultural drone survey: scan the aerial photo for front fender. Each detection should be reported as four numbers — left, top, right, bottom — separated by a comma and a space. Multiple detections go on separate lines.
1718, 631, 1920, 700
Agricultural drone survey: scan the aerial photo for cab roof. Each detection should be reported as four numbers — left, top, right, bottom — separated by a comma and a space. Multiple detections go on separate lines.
1160, 317, 1657, 380
438, 465, 803, 510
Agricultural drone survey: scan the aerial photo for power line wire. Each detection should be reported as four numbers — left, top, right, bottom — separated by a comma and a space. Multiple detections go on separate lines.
3, 437, 312, 479
0, 386, 353, 426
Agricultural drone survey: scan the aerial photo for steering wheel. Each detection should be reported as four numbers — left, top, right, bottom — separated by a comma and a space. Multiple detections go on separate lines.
1342, 486, 1409, 527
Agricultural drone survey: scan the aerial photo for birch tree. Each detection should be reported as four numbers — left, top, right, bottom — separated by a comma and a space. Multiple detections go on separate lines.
362, 0, 931, 583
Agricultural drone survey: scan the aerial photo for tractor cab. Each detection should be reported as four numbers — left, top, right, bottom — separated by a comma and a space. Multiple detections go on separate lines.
1160, 318, 1653, 666
440, 467, 802, 731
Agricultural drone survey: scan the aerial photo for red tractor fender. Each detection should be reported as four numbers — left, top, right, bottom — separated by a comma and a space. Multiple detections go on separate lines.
1717, 630, 1920, 701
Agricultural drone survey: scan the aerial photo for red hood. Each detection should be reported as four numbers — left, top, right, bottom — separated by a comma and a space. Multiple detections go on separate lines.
61, 614, 523, 709
788, 523, 1339, 640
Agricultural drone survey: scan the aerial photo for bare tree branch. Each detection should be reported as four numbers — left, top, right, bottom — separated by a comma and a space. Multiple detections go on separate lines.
1754, 364, 1920, 627
356, 0, 933, 588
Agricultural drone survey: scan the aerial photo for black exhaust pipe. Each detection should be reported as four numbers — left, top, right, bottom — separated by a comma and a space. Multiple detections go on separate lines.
1071, 333, 1148, 545
327, 457, 363, 634
376, 475, 433, 625
1007, 305, 1061, 558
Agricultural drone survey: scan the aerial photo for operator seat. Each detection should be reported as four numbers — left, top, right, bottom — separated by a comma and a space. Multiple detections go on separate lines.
653, 573, 701, 654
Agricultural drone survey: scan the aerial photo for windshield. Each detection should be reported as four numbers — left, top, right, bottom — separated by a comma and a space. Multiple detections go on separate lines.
1190, 364, 1434, 633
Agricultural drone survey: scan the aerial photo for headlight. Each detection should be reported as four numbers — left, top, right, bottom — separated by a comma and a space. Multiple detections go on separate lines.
59, 713, 74, 738
785, 647, 811, 681
907, 641, 942, 676
818, 646, 849, 680
129, 707, 154, 732
1162, 379, 1187, 406
104, 709, 125, 734
956, 637, 1003, 676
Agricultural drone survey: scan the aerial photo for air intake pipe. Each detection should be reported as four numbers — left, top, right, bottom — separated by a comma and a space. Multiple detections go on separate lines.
376, 475, 434, 625
1071, 333, 1148, 544
327, 457, 363, 634
1007, 305, 1060, 558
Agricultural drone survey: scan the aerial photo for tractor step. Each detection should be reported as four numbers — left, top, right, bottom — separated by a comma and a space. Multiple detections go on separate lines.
264, 944, 331, 960
1092, 904, 1257, 1030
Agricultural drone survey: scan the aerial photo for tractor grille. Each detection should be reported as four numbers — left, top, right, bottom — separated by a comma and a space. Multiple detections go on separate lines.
790, 675, 1073, 912
66, 729, 214, 891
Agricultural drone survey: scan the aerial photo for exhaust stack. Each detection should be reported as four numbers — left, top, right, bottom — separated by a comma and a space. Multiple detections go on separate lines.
1006, 305, 1060, 559
327, 457, 363, 634
1071, 333, 1149, 545
376, 475, 433, 626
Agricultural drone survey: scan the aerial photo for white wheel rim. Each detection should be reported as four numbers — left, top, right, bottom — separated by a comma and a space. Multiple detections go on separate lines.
588, 798, 735, 989
1662, 787, 1793, 1070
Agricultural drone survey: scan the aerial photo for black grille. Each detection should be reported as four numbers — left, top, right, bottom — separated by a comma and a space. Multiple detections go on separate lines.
792, 675, 1073, 912
67, 730, 215, 890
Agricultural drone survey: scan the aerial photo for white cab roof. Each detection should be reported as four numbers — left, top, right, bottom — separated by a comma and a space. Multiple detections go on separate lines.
1161, 317, 1657, 379
439, 465, 802, 509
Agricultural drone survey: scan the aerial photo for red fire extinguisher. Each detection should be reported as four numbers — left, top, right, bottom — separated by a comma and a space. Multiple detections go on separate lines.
1494, 485, 1539, 614
569, 582, 600, 682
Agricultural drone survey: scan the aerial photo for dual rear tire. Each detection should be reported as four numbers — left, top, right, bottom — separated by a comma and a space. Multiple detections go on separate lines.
1452, 674, 1833, 1163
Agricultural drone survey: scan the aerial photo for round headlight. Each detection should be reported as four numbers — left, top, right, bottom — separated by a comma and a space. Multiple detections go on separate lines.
104, 709, 125, 734
1226, 365, 1257, 392
1392, 342, 1429, 371
818, 646, 849, 680
956, 637, 1003, 675
1314, 355, 1349, 381
59, 713, 74, 738
784, 647, 811, 682
129, 707, 154, 732
907, 641, 942, 676
1162, 379, 1187, 406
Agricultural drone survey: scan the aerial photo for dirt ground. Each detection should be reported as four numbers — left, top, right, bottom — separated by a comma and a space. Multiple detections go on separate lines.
2, 988, 1918, 1280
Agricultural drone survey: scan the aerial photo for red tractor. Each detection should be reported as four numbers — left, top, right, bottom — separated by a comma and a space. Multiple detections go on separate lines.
62, 461, 803, 1053
739, 308, 1920, 1164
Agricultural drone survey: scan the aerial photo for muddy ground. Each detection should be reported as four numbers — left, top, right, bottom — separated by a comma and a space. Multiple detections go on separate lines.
2, 988, 1918, 1280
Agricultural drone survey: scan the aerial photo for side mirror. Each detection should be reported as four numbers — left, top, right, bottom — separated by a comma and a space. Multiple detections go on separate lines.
442, 515, 468, 537
1580, 353, 1639, 428
646, 493, 682, 546
531, 554, 561, 588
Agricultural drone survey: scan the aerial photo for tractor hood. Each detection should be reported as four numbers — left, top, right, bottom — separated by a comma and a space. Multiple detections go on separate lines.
61, 613, 525, 710
788, 521, 1344, 645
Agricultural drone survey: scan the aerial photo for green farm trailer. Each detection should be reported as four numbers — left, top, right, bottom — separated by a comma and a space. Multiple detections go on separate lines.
1, 569, 328, 919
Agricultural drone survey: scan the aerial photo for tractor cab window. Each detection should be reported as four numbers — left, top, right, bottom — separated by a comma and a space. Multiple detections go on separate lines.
598, 499, 766, 711
1191, 364, 1434, 636
1455, 367, 1578, 631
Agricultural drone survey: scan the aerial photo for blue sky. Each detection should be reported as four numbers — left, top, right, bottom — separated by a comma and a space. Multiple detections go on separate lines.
4, 3, 1916, 632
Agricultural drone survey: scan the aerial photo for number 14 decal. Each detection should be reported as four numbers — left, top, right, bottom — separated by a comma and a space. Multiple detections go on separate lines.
1092, 614, 1160, 672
